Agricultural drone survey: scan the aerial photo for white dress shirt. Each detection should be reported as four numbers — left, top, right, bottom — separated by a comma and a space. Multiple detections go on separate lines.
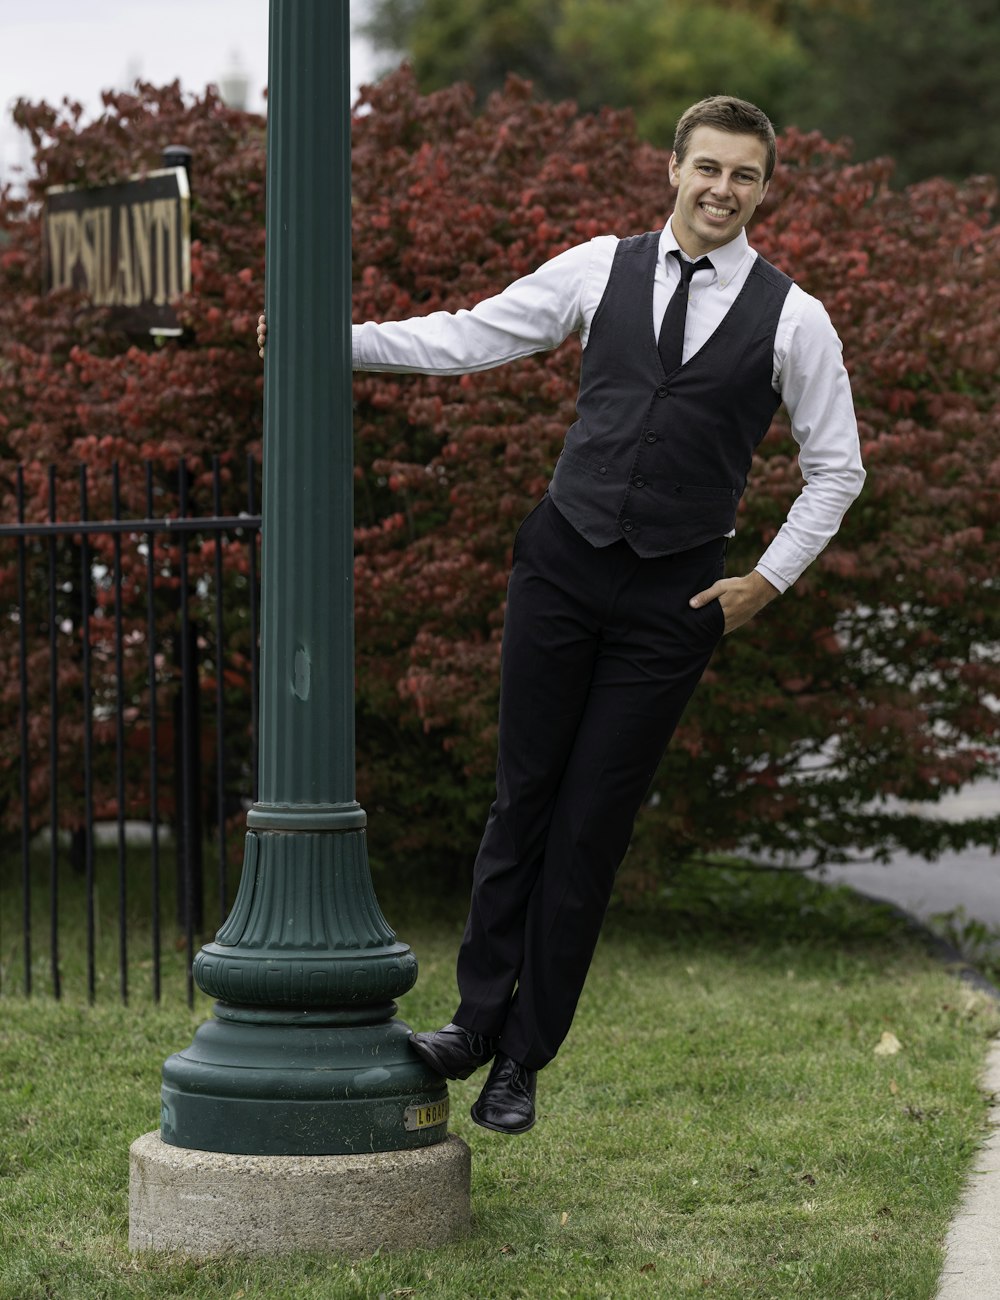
352, 219, 866, 591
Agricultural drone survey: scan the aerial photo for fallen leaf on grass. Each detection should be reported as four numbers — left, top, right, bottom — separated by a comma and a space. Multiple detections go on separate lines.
640, 1262, 657, 1274
889, 1079, 899, 1095
874, 1031, 902, 1056
560, 1211, 570, 1227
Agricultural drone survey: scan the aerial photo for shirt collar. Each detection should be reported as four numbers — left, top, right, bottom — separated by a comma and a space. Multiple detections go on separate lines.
660, 219, 754, 289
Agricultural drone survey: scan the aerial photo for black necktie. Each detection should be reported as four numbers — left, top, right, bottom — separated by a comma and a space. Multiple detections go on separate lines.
657, 251, 712, 375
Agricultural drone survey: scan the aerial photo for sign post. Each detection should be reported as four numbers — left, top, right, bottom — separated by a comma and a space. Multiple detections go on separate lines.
129, 0, 471, 1256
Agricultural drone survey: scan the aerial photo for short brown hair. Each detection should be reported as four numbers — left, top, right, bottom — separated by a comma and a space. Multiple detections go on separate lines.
673, 96, 777, 182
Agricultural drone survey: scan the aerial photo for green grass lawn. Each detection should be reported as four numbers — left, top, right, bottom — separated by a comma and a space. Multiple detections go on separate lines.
0, 854, 997, 1299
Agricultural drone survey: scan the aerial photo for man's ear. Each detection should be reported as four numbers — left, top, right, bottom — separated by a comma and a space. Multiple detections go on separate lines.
668, 151, 681, 187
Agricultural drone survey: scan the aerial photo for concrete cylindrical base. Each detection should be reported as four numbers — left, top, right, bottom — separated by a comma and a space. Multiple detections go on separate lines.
129, 1131, 471, 1258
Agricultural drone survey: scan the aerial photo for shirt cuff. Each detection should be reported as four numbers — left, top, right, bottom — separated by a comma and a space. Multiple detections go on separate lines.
754, 561, 791, 595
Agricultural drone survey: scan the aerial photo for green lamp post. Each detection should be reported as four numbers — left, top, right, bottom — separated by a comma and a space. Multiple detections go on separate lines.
159, 0, 448, 1157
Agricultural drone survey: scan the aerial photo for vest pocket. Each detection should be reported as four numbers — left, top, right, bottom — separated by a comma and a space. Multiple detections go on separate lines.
557, 446, 609, 477
670, 483, 741, 500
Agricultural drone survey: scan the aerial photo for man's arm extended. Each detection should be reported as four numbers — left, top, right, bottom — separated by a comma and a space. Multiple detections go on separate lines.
351, 239, 615, 374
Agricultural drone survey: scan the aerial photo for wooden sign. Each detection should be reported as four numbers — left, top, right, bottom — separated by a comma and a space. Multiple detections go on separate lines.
43, 167, 191, 335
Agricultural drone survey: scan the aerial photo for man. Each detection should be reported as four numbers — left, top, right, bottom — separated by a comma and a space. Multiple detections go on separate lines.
258, 95, 865, 1137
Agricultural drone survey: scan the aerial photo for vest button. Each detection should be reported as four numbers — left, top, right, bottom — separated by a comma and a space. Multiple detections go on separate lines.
621, 519, 634, 532
633, 476, 646, 488
599, 465, 608, 475
644, 432, 657, 443
656, 384, 669, 398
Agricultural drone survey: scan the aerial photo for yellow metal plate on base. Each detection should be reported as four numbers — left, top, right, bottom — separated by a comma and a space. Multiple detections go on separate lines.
403, 1099, 449, 1132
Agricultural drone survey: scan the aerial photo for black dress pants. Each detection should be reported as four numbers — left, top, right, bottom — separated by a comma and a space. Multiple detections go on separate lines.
455, 494, 726, 1069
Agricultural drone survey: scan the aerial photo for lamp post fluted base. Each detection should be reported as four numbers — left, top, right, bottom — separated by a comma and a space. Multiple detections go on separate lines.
161, 1012, 449, 1156
160, 826, 449, 1156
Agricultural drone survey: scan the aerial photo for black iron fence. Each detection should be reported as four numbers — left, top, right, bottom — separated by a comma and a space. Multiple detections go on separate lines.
0, 456, 261, 1005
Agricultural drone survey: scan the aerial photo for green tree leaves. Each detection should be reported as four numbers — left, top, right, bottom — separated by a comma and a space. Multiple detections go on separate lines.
790, 0, 1000, 185
360, 0, 1000, 182
554, 0, 805, 146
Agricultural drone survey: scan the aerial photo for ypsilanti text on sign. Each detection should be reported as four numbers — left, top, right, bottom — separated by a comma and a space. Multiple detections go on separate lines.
43, 167, 191, 335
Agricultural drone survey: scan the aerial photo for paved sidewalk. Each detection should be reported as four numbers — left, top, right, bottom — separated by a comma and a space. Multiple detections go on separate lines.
936, 1040, 1000, 1299
813, 845, 1000, 934
809, 778, 1000, 932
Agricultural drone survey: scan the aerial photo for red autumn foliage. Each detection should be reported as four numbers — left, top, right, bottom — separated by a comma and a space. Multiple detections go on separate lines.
1, 70, 997, 887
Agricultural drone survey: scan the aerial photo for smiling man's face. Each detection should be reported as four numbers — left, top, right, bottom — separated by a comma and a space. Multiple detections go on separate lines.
668, 125, 770, 258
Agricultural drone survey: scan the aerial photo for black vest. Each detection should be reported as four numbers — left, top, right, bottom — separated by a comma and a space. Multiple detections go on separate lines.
548, 230, 793, 557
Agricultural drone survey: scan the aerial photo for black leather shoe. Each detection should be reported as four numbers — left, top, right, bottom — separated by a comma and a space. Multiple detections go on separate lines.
410, 1022, 498, 1080
470, 1052, 537, 1134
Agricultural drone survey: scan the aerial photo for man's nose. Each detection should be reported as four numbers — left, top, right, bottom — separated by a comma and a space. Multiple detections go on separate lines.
710, 171, 734, 197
